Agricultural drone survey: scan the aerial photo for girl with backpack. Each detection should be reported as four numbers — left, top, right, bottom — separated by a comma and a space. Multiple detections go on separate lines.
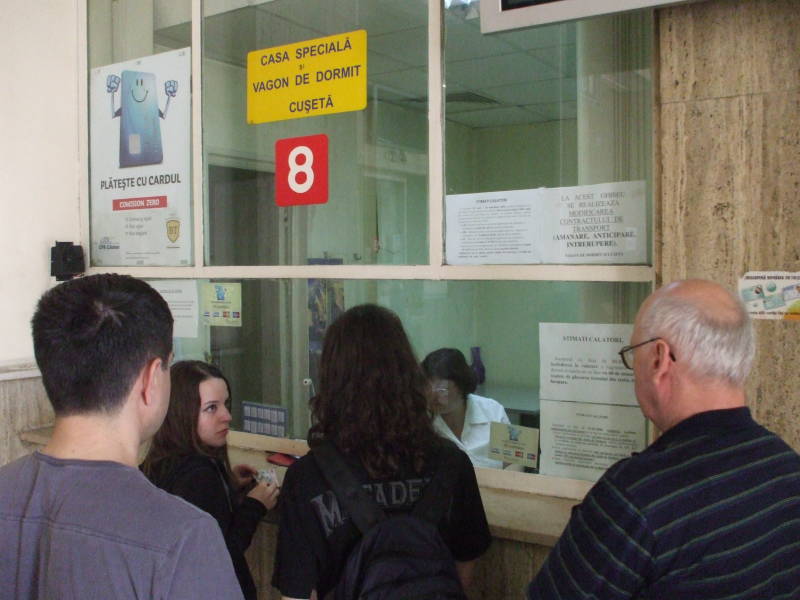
272, 304, 491, 600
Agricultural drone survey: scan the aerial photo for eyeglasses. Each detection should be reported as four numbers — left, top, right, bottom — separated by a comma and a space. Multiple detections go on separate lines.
431, 382, 450, 396
618, 337, 677, 370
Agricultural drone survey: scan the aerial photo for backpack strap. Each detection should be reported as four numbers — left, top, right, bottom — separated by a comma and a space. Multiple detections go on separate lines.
411, 445, 461, 525
311, 441, 386, 535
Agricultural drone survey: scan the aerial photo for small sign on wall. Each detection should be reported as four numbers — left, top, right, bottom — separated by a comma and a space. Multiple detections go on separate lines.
739, 272, 800, 321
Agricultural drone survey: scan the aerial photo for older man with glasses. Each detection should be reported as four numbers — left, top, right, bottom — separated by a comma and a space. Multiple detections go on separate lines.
527, 279, 800, 600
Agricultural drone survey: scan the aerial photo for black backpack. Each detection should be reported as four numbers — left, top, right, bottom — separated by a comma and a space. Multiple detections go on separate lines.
312, 441, 468, 600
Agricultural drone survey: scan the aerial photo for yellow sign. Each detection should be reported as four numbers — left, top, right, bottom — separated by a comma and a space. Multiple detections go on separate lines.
247, 30, 367, 124
489, 422, 540, 469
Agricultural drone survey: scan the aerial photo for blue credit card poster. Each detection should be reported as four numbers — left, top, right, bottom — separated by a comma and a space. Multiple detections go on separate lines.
90, 48, 191, 267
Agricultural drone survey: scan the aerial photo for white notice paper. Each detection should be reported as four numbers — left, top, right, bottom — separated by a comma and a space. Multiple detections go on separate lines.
539, 323, 635, 406
538, 181, 646, 264
445, 181, 646, 265
445, 189, 540, 264
539, 399, 647, 480
147, 279, 199, 339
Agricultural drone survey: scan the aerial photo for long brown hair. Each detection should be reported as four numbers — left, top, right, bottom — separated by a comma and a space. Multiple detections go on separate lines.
141, 360, 232, 481
308, 304, 441, 478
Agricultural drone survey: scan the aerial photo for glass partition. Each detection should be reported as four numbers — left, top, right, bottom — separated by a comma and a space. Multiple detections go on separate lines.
85, 1, 657, 484
444, 8, 653, 265
201, 0, 430, 266
88, 0, 191, 69
166, 278, 649, 480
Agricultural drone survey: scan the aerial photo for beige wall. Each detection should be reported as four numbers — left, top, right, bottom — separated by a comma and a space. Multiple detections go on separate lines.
657, 0, 800, 449
0, 377, 52, 466
0, 0, 81, 364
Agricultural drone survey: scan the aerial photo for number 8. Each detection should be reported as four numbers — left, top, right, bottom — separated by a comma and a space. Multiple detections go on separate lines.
288, 145, 314, 194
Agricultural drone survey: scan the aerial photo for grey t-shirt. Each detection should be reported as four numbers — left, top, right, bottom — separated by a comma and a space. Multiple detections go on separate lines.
0, 452, 244, 599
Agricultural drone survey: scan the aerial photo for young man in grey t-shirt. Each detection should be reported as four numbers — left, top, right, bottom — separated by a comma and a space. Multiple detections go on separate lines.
0, 274, 244, 599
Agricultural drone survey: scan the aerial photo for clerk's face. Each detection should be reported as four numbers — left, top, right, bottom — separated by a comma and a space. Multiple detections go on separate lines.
430, 378, 465, 416
196, 377, 232, 448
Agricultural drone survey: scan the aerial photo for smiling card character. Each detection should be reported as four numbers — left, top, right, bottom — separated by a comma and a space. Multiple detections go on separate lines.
118, 71, 162, 167
107, 70, 177, 168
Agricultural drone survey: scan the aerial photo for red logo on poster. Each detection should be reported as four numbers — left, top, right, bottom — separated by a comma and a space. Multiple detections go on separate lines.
275, 134, 328, 206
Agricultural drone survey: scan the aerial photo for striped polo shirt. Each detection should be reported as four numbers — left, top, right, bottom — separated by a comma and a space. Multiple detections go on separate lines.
527, 407, 800, 599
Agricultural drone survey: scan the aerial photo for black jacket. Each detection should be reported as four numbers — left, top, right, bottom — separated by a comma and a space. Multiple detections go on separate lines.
147, 454, 266, 600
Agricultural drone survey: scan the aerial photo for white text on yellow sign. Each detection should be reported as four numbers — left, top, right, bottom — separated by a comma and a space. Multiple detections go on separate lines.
247, 30, 367, 124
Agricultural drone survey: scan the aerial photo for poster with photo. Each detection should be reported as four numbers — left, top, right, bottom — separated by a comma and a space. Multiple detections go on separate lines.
89, 48, 191, 266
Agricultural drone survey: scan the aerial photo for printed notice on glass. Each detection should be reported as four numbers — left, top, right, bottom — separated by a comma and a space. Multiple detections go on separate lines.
90, 48, 191, 266
538, 181, 646, 264
739, 271, 800, 321
445, 189, 540, 264
445, 181, 646, 265
147, 279, 198, 339
539, 323, 635, 406
539, 399, 646, 480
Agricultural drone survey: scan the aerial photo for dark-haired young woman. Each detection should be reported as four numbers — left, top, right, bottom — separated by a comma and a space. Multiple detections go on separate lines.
141, 361, 279, 600
272, 304, 491, 600
422, 348, 511, 469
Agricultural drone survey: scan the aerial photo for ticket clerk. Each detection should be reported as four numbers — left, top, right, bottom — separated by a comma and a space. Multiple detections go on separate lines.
422, 348, 510, 469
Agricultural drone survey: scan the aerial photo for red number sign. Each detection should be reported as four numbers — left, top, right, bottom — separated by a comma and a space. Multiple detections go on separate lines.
274, 134, 329, 206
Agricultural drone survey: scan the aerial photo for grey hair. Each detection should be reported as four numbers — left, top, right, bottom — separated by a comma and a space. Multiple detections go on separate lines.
638, 291, 755, 386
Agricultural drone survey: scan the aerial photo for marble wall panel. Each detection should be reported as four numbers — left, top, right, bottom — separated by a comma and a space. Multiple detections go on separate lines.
468, 537, 551, 600
0, 376, 52, 466
659, 0, 800, 103
658, 0, 800, 448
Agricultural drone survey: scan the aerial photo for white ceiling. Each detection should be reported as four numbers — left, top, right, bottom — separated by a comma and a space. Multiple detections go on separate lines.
154, 0, 578, 129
